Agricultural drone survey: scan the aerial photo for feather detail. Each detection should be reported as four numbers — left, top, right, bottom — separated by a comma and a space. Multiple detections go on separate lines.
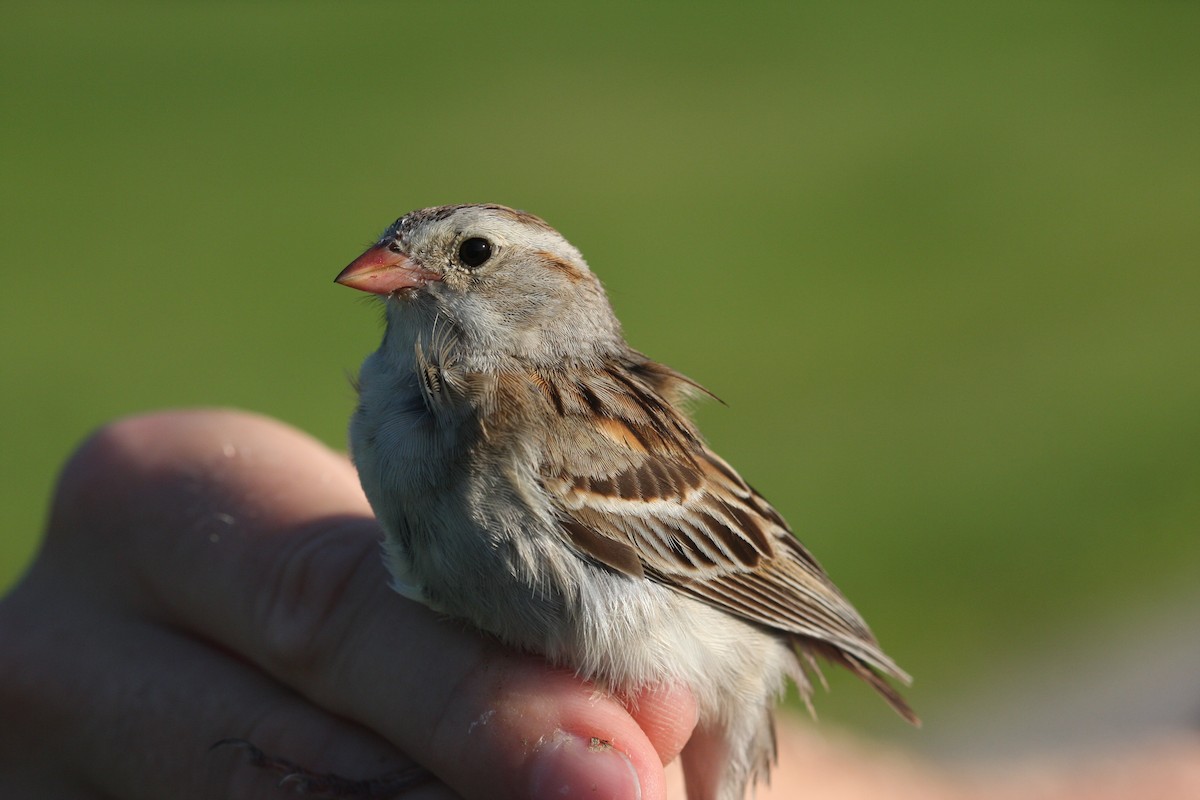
521, 351, 914, 716
804, 640, 921, 726
412, 324, 466, 419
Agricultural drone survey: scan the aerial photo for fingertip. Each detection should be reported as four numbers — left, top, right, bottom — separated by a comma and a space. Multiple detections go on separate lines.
529, 730, 642, 800
626, 683, 699, 767
370, 643, 671, 800
511, 673, 681, 800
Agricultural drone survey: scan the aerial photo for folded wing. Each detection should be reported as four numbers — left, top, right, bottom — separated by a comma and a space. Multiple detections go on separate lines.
531, 353, 916, 722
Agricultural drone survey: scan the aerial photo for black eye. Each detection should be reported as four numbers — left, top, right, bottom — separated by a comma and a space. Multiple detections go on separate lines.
458, 237, 492, 268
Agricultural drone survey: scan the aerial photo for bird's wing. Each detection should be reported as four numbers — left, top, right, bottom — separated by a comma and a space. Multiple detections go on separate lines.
527, 355, 916, 721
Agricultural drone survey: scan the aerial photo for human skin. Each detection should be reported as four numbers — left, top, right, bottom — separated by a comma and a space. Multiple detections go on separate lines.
3, 409, 1197, 799
0, 410, 695, 800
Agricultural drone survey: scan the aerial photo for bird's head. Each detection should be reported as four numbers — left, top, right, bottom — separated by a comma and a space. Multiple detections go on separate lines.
337, 204, 624, 370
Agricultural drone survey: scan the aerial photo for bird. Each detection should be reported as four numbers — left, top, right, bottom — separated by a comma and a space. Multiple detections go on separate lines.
335, 203, 917, 800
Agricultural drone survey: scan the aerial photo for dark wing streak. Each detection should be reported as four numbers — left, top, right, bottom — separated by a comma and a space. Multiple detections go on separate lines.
600, 365, 698, 455
535, 356, 914, 710
559, 518, 644, 579
530, 370, 566, 416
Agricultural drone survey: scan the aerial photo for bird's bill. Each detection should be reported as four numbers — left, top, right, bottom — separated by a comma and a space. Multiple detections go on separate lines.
334, 245, 441, 295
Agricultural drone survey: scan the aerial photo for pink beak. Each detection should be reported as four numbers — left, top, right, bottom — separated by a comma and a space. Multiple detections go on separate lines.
334, 245, 441, 295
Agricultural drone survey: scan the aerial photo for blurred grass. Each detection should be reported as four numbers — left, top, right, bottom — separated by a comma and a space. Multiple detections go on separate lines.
3, 1, 1198, 739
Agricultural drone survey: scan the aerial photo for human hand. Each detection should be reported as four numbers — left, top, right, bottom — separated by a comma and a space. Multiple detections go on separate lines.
11, 408, 1188, 800
0, 409, 697, 799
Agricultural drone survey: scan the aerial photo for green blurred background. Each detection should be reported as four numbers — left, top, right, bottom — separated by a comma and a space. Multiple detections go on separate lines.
4, 1, 1198, 755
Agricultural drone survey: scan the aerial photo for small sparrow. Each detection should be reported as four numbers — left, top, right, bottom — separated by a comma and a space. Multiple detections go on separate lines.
336, 204, 916, 800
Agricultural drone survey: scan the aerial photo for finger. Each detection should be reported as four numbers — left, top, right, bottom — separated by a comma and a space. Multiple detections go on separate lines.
4, 557, 462, 800
43, 408, 374, 609
2, 568, 460, 800
52, 410, 694, 799
626, 683, 698, 767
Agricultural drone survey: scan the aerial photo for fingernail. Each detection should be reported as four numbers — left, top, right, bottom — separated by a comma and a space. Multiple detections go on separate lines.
530, 730, 641, 800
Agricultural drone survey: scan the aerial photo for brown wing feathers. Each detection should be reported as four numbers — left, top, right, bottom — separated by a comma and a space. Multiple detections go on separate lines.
530, 354, 914, 717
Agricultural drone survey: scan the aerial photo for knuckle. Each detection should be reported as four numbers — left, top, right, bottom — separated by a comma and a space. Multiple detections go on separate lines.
254, 521, 381, 681
47, 416, 149, 537
45, 411, 221, 548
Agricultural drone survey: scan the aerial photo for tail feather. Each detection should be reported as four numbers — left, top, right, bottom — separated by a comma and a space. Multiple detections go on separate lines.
801, 638, 921, 726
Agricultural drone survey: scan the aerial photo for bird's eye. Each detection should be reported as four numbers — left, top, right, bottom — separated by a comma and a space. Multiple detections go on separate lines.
458, 237, 493, 269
